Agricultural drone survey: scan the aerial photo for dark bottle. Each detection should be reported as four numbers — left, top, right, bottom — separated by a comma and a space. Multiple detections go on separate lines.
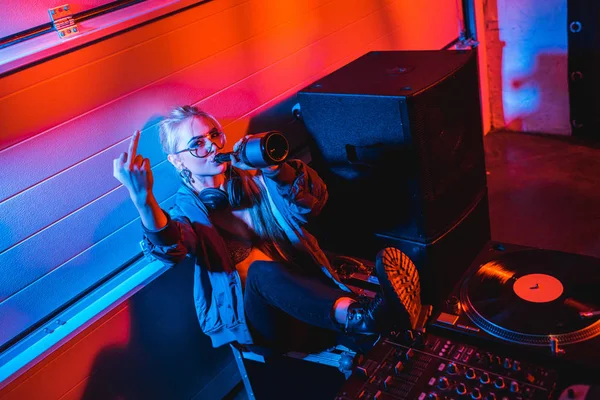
214, 131, 289, 168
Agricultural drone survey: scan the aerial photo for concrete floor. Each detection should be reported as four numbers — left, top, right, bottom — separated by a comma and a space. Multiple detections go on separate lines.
484, 130, 600, 259
224, 130, 600, 400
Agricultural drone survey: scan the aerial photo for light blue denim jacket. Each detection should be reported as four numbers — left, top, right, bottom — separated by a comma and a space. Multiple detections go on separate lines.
142, 160, 351, 348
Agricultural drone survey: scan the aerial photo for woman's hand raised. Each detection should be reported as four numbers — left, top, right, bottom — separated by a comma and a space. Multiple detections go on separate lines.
113, 130, 154, 206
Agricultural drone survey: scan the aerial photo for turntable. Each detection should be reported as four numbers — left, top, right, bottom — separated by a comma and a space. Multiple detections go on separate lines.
430, 241, 600, 383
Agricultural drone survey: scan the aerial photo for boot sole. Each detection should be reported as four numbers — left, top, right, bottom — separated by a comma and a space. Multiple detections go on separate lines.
375, 247, 422, 330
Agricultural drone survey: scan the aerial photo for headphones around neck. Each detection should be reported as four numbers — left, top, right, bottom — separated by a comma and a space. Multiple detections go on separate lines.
198, 187, 234, 211
193, 168, 248, 211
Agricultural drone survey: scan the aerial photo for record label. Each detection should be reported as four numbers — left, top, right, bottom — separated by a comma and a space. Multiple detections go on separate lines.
513, 274, 564, 303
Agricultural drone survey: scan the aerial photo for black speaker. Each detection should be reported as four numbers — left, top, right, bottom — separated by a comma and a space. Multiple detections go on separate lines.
297, 50, 490, 305
297, 49, 488, 252
374, 189, 490, 306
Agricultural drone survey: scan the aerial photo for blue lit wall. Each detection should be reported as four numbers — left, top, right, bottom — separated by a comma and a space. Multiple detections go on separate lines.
485, 0, 570, 135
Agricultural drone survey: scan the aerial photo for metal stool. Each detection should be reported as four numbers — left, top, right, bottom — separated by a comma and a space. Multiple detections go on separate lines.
231, 343, 359, 400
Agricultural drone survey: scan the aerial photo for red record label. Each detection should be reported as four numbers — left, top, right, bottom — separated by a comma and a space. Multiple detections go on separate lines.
513, 274, 564, 303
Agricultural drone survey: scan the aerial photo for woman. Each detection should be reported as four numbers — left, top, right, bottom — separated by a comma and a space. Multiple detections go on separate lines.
113, 105, 421, 355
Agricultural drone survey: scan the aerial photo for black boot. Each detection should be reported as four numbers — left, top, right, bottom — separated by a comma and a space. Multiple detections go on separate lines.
374, 247, 423, 330
344, 294, 390, 335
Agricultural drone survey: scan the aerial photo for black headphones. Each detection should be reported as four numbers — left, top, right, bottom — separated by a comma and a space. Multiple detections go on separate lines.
194, 168, 249, 211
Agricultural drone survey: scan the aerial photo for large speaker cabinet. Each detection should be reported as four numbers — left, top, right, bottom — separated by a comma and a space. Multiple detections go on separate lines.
297, 49, 490, 305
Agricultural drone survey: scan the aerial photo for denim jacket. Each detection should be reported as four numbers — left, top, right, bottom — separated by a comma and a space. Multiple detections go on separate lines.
142, 160, 351, 348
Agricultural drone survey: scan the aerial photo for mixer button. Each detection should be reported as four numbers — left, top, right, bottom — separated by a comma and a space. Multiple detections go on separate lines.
512, 360, 521, 371
394, 361, 404, 375
383, 376, 393, 390
525, 373, 536, 384
510, 381, 519, 393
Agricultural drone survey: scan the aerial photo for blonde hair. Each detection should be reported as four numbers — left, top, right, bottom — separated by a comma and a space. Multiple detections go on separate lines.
158, 105, 223, 155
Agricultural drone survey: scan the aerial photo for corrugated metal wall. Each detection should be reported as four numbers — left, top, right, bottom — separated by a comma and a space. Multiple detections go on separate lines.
0, 1, 459, 397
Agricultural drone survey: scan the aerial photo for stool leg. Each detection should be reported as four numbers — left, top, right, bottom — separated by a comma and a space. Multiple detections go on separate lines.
230, 345, 257, 400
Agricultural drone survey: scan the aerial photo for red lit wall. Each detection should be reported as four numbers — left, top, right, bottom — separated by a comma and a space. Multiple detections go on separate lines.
0, 0, 461, 151
0, 1, 461, 398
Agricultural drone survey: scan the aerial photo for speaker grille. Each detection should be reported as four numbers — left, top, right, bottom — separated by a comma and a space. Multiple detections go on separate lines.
298, 50, 488, 248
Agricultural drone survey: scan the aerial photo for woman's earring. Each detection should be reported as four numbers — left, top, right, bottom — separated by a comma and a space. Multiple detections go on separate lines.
179, 167, 195, 185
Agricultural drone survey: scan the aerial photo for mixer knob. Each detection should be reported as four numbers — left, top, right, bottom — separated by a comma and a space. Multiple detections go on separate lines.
437, 376, 450, 390
470, 387, 482, 399
486, 393, 497, 400
466, 368, 477, 380
479, 372, 491, 384
485, 353, 494, 364
415, 330, 423, 340
503, 358, 512, 369
456, 383, 468, 395
427, 393, 440, 400
446, 362, 459, 374
446, 295, 461, 313
513, 360, 521, 371
405, 330, 415, 342
413, 330, 424, 347
510, 381, 520, 393
494, 377, 505, 389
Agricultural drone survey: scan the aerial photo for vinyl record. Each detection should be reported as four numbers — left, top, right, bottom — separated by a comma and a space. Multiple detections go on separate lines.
460, 249, 600, 345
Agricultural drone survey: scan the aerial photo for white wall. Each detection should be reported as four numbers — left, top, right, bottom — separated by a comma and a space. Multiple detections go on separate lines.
483, 0, 569, 135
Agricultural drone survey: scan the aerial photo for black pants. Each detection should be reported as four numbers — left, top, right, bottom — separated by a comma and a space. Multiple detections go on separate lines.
243, 260, 357, 356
